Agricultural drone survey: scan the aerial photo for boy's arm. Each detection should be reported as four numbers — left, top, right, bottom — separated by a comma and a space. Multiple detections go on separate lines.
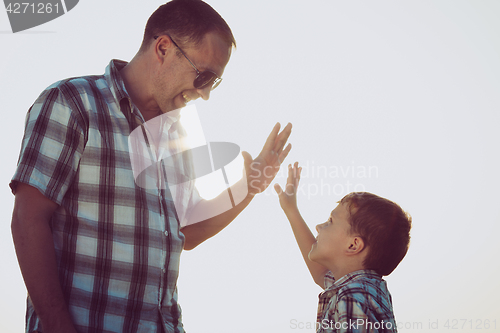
182, 123, 292, 250
275, 162, 330, 288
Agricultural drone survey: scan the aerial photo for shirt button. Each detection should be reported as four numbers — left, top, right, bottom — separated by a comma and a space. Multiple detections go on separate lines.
162, 268, 166, 273
164, 230, 169, 236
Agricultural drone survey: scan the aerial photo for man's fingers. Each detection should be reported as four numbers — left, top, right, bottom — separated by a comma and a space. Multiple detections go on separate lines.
273, 122, 292, 154
278, 143, 292, 165
242, 151, 253, 176
242, 151, 253, 165
262, 123, 281, 152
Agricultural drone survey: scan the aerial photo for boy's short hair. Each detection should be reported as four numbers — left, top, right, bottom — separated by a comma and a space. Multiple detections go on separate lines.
340, 192, 412, 276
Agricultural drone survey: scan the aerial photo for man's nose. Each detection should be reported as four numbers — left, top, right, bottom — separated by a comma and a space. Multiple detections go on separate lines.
197, 86, 211, 101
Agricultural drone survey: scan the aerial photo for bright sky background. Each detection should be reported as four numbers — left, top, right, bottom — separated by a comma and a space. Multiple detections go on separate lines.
1, 1, 500, 333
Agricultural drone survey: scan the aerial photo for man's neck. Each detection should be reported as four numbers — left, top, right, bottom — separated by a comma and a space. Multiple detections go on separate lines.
121, 57, 162, 122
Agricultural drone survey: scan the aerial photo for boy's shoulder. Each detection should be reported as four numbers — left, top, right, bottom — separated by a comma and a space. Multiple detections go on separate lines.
336, 270, 389, 299
318, 270, 397, 331
335, 270, 392, 312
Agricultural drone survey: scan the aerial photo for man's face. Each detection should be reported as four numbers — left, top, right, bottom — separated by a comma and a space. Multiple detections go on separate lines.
153, 31, 232, 113
309, 203, 353, 269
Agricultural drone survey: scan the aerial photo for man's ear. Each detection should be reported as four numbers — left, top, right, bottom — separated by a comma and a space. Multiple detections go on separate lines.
154, 36, 175, 62
346, 236, 365, 255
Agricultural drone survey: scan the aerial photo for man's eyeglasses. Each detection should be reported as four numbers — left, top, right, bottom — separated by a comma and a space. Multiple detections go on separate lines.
154, 35, 222, 91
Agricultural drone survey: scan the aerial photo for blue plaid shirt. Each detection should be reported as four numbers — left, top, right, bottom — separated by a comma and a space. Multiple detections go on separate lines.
317, 270, 397, 333
11, 60, 199, 333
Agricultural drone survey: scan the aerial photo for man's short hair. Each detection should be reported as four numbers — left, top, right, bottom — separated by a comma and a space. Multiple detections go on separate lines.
340, 192, 412, 276
140, 0, 236, 52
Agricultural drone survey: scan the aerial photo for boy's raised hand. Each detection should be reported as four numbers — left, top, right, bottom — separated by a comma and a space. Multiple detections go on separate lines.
274, 162, 329, 288
274, 162, 302, 211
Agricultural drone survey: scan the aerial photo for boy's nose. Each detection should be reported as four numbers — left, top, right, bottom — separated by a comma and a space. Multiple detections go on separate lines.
315, 222, 325, 233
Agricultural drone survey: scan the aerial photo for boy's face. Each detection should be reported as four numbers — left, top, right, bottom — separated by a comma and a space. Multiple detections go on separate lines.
309, 202, 353, 268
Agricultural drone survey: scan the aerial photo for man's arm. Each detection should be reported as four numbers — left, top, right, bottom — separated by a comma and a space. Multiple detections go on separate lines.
275, 162, 329, 288
11, 183, 77, 333
182, 122, 292, 250
182, 178, 252, 250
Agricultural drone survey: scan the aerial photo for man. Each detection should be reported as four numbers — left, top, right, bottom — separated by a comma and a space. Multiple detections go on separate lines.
10, 1, 292, 332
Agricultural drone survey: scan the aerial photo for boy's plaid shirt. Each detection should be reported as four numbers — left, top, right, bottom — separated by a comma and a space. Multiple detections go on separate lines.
317, 270, 397, 333
11, 60, 200, 333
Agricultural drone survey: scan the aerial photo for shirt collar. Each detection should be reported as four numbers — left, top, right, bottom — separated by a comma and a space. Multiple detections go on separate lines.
105, 59, 130, 103
328, 270, 381, 292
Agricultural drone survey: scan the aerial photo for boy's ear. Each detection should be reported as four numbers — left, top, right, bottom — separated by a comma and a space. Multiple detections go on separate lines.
346, 236, 365, 255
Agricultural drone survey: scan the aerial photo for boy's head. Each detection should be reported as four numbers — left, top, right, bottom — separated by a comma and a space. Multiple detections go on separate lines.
309, 192, 411, 277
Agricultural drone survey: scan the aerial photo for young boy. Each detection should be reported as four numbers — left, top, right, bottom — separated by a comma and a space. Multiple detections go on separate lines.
274, 163, 411, 333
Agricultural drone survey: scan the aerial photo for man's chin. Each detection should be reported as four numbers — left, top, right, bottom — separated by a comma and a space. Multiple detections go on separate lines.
163, 98, 187, 112
161, 103, 183, 114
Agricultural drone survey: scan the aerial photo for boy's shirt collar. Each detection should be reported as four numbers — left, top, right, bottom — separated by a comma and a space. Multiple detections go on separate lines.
323, 269, 382, 292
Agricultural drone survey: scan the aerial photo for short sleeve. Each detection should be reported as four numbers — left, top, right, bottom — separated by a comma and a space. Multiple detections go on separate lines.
10, 86, 86, 205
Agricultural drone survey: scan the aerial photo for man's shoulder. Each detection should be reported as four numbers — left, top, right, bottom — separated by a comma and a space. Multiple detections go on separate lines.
33, 73, 118, 115
36, 60, 127, 107
44, 74, 107, 96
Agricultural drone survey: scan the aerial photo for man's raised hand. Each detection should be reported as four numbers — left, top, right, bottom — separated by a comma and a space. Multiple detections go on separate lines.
242, 122, 292, 196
